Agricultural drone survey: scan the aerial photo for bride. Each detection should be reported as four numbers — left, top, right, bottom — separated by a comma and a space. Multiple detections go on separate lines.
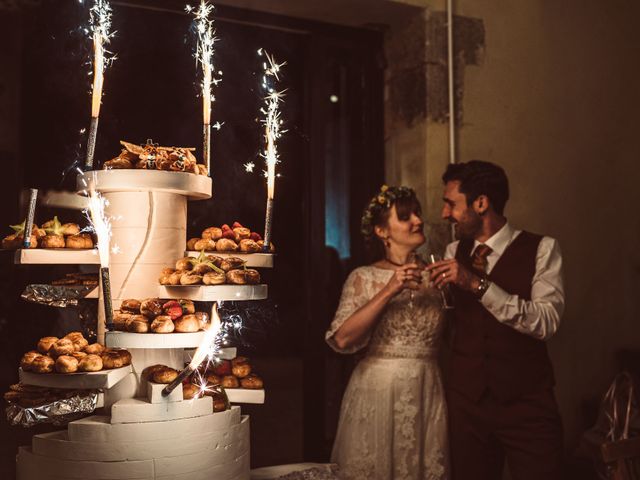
326, 185, 449, 480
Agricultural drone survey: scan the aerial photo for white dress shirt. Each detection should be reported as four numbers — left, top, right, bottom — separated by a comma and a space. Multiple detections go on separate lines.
444, 222, 565, 341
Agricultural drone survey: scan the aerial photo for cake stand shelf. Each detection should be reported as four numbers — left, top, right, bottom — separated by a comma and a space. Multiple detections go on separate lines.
11, 248, 100, 265
185, 251, 274, 268
105, 331, 207, 349
226, 389, 265, 404
19, 365, 133, 389
158, 284, 268, 301
77, 170, 212, 200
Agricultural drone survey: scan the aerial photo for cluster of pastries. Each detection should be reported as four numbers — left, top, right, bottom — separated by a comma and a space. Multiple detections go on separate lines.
3, 383, 98, 408
21, 332, 131, 374
104, 140, 207, 175
51, 273, 98, 287
159, 253, 261, 286
2, 217, 93, 250
142, 364, 227, 412
113, 298, 209, 333
199, 356, 264, 390
187, 222, 274, 253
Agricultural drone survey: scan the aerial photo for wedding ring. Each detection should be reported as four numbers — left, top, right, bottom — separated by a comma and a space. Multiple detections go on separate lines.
442, 273, 447, 279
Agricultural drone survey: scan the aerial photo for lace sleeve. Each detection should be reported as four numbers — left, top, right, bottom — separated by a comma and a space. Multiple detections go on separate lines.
325, 268, 372, 354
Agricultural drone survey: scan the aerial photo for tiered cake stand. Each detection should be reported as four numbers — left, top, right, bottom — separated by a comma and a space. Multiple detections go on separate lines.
16, 170, 271, 480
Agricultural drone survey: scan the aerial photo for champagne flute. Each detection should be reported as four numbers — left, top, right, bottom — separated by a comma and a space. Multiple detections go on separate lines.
427, 253, 454, 309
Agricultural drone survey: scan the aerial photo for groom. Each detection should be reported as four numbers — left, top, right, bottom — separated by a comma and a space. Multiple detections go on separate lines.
427, 160, 565, 480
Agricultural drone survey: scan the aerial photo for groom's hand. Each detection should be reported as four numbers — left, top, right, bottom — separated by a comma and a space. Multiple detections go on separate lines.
425, 259, 481, 292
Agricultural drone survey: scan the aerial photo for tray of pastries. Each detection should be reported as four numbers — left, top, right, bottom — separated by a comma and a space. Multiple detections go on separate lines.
2, 217, 94, 250
196, 356, 265, 404
159, 251, 261, 287
104, 140, 207, 175
186, 222, 274, 254
111, 298, 210, 334
19, 332, 132, 389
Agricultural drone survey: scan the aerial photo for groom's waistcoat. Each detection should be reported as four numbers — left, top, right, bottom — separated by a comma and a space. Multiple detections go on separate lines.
450, 231, 555, 402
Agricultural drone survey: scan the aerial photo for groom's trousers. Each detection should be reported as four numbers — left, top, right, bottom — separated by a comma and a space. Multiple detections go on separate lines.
447, 387, 564, 480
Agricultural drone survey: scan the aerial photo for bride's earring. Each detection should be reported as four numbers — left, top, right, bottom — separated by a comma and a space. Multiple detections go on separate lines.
384, 237, 390, 248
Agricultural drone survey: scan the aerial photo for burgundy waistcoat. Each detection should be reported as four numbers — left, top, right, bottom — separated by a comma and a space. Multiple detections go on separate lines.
449, 231, 555, 402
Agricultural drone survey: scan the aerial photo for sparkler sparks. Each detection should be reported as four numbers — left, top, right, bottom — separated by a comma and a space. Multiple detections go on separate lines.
186, 1, 222, 176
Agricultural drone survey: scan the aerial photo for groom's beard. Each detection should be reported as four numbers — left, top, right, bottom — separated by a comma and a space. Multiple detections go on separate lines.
451, 211, 482, 240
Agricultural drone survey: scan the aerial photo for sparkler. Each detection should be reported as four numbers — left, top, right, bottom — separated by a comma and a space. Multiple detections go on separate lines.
86, 188, 114, 329
23, 189, 38, 249
84, 0, 115, 170
258, 49, 286, 252
186, 1, 222, 177
162, 302, 223, 397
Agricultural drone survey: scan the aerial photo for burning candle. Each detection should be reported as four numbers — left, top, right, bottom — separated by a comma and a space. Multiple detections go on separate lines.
162, 302, 223, 397
84, 0, 114, 170
258, 49, 285, 251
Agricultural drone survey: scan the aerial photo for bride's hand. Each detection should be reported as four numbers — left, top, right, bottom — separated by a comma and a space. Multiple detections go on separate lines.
383, 263, 422, 297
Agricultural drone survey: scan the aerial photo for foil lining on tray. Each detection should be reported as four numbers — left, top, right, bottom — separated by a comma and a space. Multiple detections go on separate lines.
21, 284, 96, 308
6, 391, 100, 427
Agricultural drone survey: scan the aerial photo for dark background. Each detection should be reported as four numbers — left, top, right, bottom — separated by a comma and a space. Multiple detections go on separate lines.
0, 0, 384, 477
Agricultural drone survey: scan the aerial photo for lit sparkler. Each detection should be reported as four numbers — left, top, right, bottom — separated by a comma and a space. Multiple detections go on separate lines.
162, 302, 224, 396
84, 0, 115, 170
258, 48, 286, 252
186, 1, 222, 177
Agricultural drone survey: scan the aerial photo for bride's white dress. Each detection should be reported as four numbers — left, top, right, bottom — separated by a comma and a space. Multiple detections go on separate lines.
326, 266, 449, 480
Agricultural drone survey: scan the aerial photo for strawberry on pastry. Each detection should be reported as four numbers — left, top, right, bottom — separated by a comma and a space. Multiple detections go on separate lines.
162, 300, 183, 320
232, 222, 243, 229
250, 232, 262, 242
211, 359, 231, 376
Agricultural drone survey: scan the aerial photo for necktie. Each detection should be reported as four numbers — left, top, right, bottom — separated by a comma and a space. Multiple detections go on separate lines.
471, 244, 492, 276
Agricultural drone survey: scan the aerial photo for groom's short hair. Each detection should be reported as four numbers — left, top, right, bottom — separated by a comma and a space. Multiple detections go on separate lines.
442, 160, 509, 215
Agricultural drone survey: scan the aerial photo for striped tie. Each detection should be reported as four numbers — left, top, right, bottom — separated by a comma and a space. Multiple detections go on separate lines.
471, 244, 492, 276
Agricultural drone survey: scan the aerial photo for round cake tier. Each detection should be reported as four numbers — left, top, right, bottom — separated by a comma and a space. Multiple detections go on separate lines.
185, 251, 274, 268
105, 331, 206, 349
76, 170, 212, 200
158, 284, 268, 301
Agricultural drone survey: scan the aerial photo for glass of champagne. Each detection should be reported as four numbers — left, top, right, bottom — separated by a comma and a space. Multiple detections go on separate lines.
427, 253, 454, 309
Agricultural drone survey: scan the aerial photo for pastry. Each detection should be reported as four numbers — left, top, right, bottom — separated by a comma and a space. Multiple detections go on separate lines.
221, 375, 239, 388
194, 238, 216, 251
37, 337, 59, 354
202, 227, 222, 241
50, 338, 75, 358
257, 240, 275, 252
113, 312, 132, 331
240, 374, 264, 389
180, 272, 202, 285
193, 262, 215, 275
151, 316, 175, 333
71, 351, 87, 361
65, 233, 93, 249
140, 298, 163, 318
101, 349, 132, 369
186, 238, 200, 250
78, 354, 103, 372
194, 311, 210, 330
175, 258, 194, 271
196, 164, 208, 176
211, 359, 231, 376
182, 383, 200, 400
179, 299, 195, 314
120, 299, 142, 314
104, 156, 134, 169
233, 227, 251, 240
206, 373, 221, 385
65, 332, 89, 352
84, 343, 105, 355
220, 257, 245, 272
174, 314, 200, 333
126, 315, 150, 333
231, 357, 252, 378
55, 355, 79, 374
215, 238, 238, 252
239, 239, 261, 253
206, 255, 224, 268
31, 355, 55, 374
141, 364, 167, 382
226, 268, 260, 285
162, 300, 183, 320
41, 235, 65, 248
61, 223, 80, 236
203, 271, 226, 285
20, 351, 41, 371
152, 366, 178, 384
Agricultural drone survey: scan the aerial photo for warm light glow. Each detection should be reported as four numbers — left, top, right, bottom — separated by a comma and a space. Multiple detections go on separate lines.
87, 189, 111, 267
258, 49, 286, 200
88, 0, 114, 118
189, 302, 222, 369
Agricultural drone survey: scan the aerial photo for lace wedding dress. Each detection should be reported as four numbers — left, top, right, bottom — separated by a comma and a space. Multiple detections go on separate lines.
326, 266, 449, 480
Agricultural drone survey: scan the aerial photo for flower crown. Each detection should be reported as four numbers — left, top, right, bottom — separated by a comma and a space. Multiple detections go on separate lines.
361, 185, 415, 239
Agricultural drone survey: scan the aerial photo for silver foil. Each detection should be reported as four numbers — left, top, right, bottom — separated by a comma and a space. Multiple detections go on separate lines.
6, 391, 99, 427
21, 284, 96, 308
